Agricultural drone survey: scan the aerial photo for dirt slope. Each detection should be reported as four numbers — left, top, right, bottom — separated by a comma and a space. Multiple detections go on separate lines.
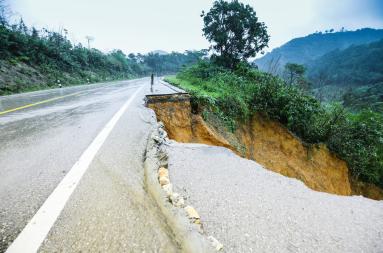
146, 93, 383, 200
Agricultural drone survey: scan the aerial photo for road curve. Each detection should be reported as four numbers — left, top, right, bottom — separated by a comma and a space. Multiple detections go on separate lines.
0, 78, 180, 252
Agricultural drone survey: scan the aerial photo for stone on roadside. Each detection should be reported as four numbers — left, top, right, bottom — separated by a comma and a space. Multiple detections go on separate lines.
170, 192, 180, 202
162, 183, 173, 197
152, 135, 162, 143
208, 236, 224, 251
158, 167, 169, 178
159, 175, 170, 186
170, 193, 185, 207
160, 130, 168, 139
174, 196, 185, 207
184, 205, 200, 220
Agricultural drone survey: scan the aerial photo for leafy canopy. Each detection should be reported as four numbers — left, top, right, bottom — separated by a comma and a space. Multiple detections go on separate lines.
201, 0, 269, 69
284, 63, 306, 86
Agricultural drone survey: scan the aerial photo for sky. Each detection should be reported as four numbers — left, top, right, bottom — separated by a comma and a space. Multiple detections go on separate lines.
8, 0, 383, 55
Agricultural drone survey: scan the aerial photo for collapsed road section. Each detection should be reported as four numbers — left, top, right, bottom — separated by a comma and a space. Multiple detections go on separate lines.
145, 90, 383, 252
145, 91, 383, 200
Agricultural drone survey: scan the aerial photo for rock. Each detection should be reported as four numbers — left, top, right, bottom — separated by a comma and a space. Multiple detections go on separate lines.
152, 135, 162, 143
158, 167, 170, 186
162, 183, 173, 197
157, 150, 168, 166
158, 125, 167, 135
174, 196, 185, 207
184, 205, 200, 220
159, 175, 170, 186
170, 193, 185, 207
170, 192, 179, 202
208, 236, 224, 251
160, 130, 168, 139
158, 167, 169, 178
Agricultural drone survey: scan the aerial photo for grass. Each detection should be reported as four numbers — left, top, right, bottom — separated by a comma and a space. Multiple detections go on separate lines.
165, 61, 383, 188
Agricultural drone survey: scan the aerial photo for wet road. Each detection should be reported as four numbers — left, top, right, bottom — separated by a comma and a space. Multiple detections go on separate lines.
0, 79, 179, 252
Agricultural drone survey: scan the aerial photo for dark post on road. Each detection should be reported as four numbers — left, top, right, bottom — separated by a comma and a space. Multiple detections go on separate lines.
150, 73, 154, 92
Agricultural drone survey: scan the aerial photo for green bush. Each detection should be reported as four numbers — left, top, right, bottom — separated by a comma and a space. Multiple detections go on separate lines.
166, 61, 383, 187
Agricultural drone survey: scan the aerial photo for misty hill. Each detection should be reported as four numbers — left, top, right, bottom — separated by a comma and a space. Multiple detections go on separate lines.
307, 39, 383, 112
150, 50, 169, 55
255, 28, 383, 73
308, 39, 383, 88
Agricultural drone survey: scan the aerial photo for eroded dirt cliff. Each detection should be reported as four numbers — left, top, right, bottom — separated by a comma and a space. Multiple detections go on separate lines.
146, 94, 233, 150
237, 116, 351, 195
146, 93, 383, 200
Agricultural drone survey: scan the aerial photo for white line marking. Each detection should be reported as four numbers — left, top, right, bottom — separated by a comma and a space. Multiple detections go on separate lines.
6, 84, 145, 253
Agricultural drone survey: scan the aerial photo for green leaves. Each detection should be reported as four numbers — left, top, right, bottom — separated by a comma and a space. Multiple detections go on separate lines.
0, 19, 206, 94
172, 61, 383, 188
202, 0, 269, 69
328, 110, 383, 185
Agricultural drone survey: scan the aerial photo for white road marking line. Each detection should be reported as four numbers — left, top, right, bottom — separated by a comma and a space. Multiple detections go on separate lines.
6, 84, 145, 253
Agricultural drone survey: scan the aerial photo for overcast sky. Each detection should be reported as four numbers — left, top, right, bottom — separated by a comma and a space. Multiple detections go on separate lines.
8, 0, 383, 55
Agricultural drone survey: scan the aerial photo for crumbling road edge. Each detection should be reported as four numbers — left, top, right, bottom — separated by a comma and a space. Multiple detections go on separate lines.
143, 121, 217, 253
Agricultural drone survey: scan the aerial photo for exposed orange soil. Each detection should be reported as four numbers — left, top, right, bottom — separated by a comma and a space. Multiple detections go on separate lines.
146, 93, 383, 200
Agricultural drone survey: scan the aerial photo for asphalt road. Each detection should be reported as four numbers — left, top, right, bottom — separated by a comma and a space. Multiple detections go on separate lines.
168, 143, 383, 253
0, 79, 179, 252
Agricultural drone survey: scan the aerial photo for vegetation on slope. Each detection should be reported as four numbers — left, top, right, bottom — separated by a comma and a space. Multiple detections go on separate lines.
166, 61, 383, 188
307, 39, 383, 112
0, 3, 205, 95
254, 29, 383, 113
164, 0, 383, 188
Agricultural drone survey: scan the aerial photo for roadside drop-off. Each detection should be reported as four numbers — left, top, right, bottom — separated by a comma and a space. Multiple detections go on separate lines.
146, 93, 383, 200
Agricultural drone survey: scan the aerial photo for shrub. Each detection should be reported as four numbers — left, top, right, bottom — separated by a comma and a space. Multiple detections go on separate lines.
166, 61, 383, 187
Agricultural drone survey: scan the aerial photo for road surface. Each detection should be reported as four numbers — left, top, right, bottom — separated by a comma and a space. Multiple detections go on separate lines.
0, 78, 180, 252
168, 143, 383, 253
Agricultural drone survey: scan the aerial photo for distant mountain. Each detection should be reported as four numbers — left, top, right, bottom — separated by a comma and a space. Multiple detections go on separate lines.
150, 50, 169, 55
308, 39, 383, 88
255, 28, 383, 74
307, 39, 383, 112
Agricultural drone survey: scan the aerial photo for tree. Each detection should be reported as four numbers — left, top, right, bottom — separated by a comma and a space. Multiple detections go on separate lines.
85, 35, 94, 49
0, 0, 9, 25
284, 63, 306, 85
201, 0, 269, 69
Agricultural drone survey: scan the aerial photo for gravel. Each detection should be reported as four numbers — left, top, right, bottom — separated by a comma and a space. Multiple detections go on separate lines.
167, 143, 383, 253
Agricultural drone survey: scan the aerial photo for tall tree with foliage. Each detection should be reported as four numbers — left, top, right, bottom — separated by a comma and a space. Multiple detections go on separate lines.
284, 63, 306, 85
0, 0, 8, 25
201, 0, 269, 69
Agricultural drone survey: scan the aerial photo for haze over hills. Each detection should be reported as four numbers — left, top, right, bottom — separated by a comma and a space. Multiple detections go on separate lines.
255, 28, 383, 74
150, 50, 169, 55
308, 39, 383, 112
253, 28, 383, 113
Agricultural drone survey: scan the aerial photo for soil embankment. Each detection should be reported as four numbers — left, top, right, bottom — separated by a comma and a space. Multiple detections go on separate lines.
146, 93, 383, 200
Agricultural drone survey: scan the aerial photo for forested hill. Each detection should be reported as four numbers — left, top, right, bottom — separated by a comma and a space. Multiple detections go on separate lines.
255, 28, 383, 73
0, 17, 205, 95
307, 39, 383, 112
308, 39, 383, 88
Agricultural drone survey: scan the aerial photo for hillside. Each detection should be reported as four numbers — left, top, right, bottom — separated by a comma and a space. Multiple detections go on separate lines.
0, 20, 204, 95
165, 62, 383, 190
255, 28, 383, 74
307, 39, 383, 111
